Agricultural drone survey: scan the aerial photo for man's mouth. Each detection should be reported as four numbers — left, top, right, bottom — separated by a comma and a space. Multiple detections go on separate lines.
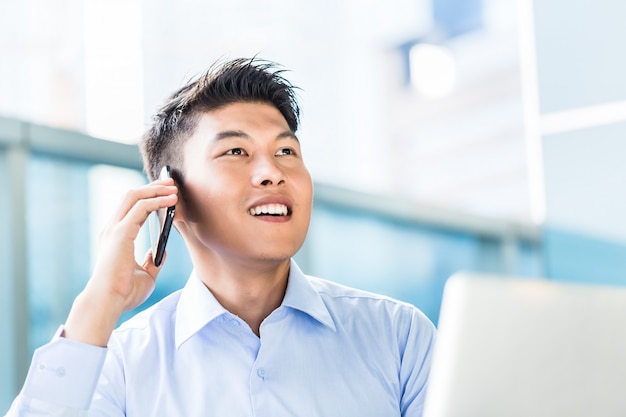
248, 203, 290, 216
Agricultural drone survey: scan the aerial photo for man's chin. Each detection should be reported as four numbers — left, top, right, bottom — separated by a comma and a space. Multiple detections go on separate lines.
253, 252, 295, 264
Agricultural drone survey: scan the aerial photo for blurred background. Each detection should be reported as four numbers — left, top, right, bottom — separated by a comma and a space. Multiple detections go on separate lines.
1, 0, 626, 410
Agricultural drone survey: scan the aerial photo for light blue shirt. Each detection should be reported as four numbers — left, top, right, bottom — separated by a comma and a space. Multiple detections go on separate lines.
7, 260, 436, 417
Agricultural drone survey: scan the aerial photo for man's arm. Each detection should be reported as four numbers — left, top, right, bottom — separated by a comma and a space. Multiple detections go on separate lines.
400, 308, 437, 417
4, 331, 107, 417
3, 178, 178, 417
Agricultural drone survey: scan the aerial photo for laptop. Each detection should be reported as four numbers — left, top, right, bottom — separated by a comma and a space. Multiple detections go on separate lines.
423, 272, 626, 417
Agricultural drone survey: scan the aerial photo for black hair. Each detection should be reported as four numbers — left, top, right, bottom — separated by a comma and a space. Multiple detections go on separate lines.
139, 57, 301, 181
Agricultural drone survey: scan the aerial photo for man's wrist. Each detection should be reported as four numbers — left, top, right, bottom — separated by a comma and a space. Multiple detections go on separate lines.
63, 290, 123, 347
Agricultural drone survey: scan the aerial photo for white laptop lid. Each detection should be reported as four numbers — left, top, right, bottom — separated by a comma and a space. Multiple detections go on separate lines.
423, 272, 626, 417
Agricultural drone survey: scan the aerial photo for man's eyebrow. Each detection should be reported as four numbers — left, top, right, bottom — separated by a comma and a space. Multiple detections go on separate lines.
277, 131, 300, 142
212, 130, 250, 141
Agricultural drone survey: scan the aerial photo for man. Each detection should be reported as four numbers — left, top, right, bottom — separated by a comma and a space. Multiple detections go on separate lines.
6, 58, 436, 416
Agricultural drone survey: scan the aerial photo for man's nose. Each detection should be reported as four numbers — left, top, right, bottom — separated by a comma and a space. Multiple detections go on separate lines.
251, 155, 286, 186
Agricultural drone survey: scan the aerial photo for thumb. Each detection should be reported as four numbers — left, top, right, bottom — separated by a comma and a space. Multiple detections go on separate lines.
142, 249, 166, 280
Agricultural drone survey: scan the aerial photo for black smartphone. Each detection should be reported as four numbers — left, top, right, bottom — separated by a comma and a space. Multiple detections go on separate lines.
149, 165, 176, 267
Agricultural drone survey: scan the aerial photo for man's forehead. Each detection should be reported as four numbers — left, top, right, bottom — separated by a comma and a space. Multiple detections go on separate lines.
192, 103, 296, 139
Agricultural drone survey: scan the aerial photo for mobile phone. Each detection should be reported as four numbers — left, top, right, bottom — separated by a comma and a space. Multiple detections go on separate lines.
149, 165, 176, 267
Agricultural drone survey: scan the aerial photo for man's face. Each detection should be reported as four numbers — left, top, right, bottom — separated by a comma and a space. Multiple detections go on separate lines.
176, 102, 313, 265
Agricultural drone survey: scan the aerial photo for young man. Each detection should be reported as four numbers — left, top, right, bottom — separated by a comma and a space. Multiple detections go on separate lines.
6, 58, 436, 416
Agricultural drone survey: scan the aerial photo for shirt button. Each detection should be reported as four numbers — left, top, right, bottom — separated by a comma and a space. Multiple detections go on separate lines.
56, 367, 66, 377
257, 368, 266, 379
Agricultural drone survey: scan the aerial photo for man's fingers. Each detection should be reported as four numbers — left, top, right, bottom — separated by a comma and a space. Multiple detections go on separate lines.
117, 193, 178, 236
98, 191, 177, 248
112, 179, 177, 222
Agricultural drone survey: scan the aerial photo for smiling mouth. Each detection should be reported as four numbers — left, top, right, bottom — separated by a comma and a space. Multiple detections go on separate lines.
248, 203, 290, 216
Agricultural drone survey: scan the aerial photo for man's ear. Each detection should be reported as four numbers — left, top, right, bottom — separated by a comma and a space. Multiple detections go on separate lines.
172, 199, 191, 241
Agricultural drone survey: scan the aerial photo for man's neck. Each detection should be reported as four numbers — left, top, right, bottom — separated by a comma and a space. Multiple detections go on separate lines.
191, 253, 291, 336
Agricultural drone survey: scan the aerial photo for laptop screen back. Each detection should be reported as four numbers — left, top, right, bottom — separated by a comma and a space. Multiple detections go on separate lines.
423, 272, 626, 417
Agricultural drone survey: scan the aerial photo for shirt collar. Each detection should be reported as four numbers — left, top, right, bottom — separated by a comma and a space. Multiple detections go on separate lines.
175, 270, 228, 349
282, 259, 336, 331
175, 259, 336, 348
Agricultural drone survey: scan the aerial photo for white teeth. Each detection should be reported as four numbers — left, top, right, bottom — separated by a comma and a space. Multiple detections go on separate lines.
248, 204, 288, 216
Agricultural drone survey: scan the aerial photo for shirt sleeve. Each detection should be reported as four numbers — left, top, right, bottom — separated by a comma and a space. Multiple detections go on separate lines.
4, 326, 107, 417
399, 308, 437, 417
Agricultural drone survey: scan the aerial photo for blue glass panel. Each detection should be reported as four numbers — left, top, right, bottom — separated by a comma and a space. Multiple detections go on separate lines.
26, 155, 92, 351
543, 227, 626, 286
433, 0, 483, 38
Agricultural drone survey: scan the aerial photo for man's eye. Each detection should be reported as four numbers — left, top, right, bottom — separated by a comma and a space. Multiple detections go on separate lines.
225, 148, 245, 155
276, 148, 296, 156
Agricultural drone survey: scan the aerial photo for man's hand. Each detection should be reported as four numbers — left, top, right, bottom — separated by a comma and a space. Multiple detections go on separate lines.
64, 178, 178, 347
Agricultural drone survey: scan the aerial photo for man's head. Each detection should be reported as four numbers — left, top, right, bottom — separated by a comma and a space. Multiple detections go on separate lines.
140, 57, 301, 181
140, 58, 313, 266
